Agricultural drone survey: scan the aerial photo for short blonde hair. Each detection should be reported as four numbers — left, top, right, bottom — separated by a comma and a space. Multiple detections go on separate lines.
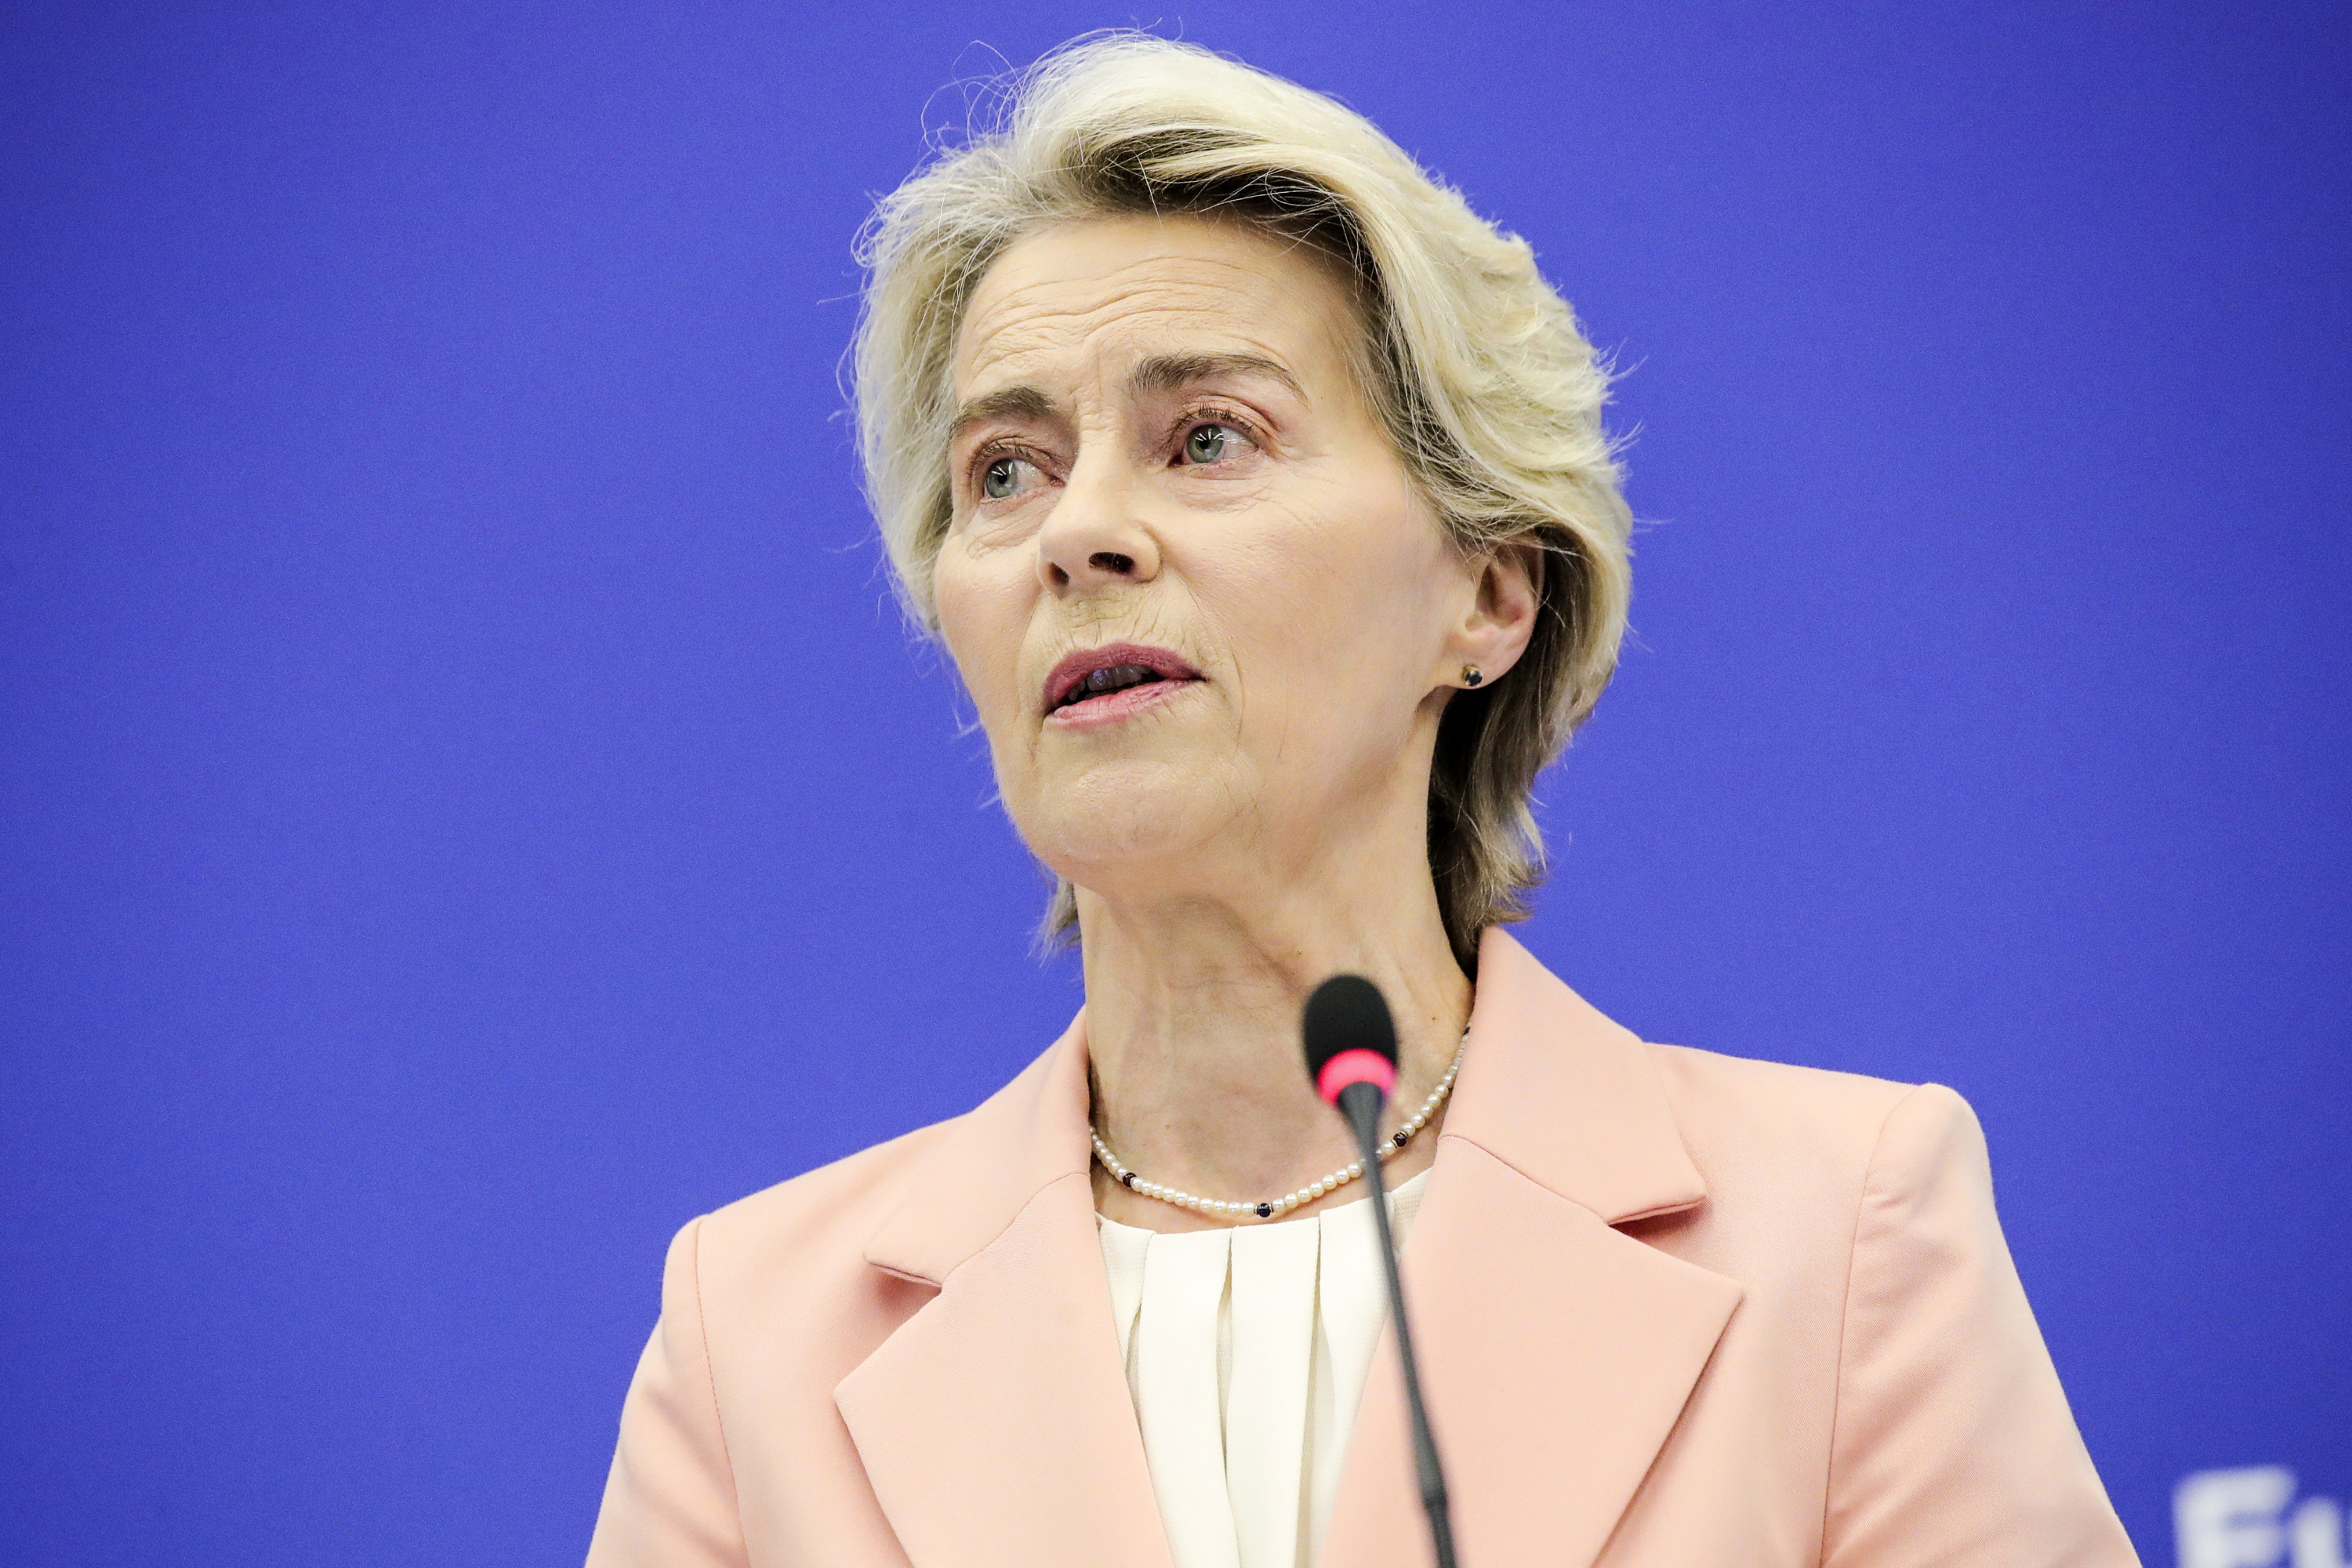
851, 34, 1632, 967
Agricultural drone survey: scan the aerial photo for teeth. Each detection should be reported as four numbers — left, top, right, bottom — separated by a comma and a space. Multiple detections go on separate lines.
1065, 663, 1161, 706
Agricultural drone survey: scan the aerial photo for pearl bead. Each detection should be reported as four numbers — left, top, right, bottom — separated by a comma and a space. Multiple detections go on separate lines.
1088, 1031, 1465, 1223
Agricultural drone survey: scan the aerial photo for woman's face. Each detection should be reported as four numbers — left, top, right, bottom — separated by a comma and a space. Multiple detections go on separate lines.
933, 213, 1524, 910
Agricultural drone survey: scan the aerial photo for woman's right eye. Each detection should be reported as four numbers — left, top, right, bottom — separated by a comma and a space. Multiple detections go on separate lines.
981, 457, 1029, 500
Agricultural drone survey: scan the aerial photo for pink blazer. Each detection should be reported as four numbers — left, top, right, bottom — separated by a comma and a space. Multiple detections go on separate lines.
586, 930, 2140, 1566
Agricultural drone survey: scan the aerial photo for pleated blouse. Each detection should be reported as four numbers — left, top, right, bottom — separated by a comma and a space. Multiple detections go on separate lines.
1095, 1170, 1432, 1568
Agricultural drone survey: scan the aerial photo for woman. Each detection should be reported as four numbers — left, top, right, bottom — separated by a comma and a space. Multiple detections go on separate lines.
587, 36, 2137, 1568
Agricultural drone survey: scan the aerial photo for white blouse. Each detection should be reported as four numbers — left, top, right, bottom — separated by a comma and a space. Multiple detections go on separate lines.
1096, 1170, 1432, 1568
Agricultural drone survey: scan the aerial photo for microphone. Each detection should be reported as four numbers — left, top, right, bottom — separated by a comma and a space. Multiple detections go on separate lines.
1302, 976, 1459, 1568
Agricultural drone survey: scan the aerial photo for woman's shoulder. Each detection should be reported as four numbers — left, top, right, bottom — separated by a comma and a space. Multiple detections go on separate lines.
1639, 1040, 1993, 1222
1646, 1038, 1936, 1132
683, 1113, 968, 1307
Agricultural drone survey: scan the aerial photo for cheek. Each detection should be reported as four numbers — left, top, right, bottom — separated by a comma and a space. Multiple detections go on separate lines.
932, 543, 1034, 723
1207, 483, 1450, 684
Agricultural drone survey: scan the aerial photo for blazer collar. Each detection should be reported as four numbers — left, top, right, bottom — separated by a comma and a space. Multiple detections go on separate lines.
863, 923, 1706, 1287
860, 1014, 1094, 1287
841, 927, 1734, 1568
1311, 927, 1735, 1568
840, 1014, 1176, 1568
1445, 926, 1709, 1225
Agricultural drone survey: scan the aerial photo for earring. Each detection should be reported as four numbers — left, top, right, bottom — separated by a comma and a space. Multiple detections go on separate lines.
1462, 666, 1483, 688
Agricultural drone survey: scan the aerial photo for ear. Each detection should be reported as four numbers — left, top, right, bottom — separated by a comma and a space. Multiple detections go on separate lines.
1444, 539, 1543, 689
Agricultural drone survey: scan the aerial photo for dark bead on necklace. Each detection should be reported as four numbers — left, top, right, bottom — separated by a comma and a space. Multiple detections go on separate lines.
1255, 1202, 1273, 1218
1121, 1171, 1137, 1188
1392, 1130, 1410, 1147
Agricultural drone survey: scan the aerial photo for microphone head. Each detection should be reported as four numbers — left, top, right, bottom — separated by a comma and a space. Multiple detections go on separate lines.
1302, 975, 1399, 1106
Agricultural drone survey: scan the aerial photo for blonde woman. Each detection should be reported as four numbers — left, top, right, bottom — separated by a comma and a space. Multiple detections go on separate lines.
587, 36, 2136, 1568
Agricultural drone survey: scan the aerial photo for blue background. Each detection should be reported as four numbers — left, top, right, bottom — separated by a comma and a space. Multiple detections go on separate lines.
3, 2, 2344, 1562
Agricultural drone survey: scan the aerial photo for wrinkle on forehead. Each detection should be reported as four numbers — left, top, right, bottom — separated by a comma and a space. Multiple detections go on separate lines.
953, 219, 1360, 399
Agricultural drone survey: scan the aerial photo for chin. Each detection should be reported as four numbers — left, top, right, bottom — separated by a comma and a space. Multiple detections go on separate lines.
1018, 758, 1247, 884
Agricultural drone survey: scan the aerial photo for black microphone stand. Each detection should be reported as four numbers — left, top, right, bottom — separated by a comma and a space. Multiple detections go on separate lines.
1337, 1080, 1459, 1568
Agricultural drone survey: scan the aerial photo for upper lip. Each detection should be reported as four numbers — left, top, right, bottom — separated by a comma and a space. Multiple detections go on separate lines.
1042, 642, 1203, 714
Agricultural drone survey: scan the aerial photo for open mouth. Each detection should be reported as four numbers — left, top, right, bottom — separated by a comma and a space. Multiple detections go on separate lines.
1055, 662, 1170, 710
1044, 643, 1202, 718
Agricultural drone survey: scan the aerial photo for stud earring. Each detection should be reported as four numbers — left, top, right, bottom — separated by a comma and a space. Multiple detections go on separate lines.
1462, 666, 1484, 688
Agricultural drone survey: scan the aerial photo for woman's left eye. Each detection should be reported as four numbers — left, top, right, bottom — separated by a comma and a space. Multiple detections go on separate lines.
1180, 423, 1247, 466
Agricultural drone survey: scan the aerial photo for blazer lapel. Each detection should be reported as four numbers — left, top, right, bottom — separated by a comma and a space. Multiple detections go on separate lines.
835, 1019, 1174, 1568
1320, 931, 1745, 1568
837, 933, 1739, 1568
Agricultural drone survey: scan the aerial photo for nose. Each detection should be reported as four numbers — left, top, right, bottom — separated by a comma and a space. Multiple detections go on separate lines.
1035, 451, 1161, 594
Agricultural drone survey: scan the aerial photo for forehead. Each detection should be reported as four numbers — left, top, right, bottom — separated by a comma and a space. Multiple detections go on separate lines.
953, 214, 1359, 395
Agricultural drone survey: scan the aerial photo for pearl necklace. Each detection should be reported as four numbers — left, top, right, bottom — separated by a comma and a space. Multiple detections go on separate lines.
1089, 1035, 1467, 1222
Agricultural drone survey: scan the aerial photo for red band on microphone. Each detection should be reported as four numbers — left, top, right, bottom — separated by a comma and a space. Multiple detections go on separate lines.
1315, 1047, 1398, 1106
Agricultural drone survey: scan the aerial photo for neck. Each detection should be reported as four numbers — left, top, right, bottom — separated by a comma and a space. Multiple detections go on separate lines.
1076, 844, 1472, 1232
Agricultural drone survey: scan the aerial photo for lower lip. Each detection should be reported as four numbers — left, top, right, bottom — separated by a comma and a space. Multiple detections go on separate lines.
1046, 677, 1197, 731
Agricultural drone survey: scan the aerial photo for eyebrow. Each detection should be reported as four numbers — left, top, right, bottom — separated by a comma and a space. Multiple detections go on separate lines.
946, 385, 1057, 445
1128, 351, 1303, 400
946, 352, 1305, 445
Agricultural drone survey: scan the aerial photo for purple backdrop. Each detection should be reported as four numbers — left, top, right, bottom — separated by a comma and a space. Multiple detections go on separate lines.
3, 3, 2345, 1563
